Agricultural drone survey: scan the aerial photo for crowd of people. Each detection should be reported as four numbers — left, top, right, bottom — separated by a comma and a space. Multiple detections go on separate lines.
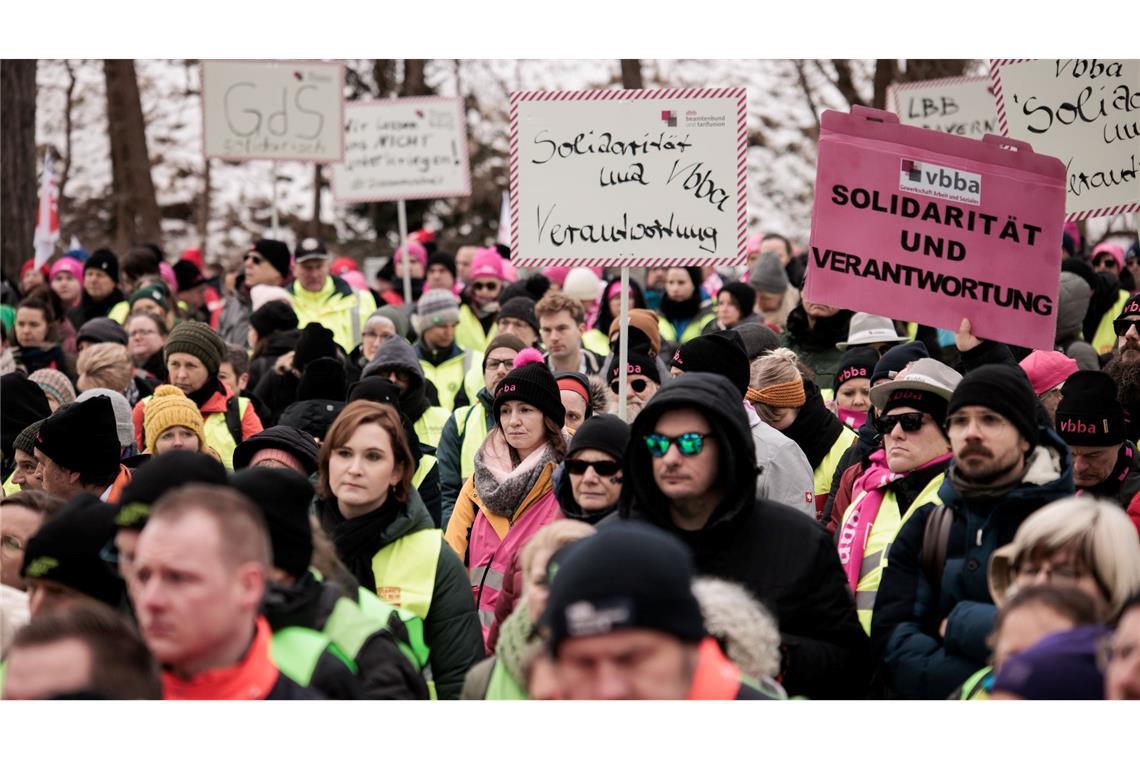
1, 224, 1139, 701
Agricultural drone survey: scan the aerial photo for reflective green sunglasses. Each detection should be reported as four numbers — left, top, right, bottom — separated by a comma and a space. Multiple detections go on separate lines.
643, 432, 709, 458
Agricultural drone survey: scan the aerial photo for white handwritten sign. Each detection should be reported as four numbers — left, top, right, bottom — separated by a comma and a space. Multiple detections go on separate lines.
992, 58, 1139, 220
330, 97, 471, 203
201, 60, 345, 163
888, 76, 998, 140
509, 88, 747, 268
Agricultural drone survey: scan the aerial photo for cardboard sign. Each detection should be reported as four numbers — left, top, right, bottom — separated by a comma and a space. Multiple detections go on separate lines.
201, 60, 345, 162
331, 97, 472, 203
805, 106, 1067, 351
888, 76, 998, 139
509, 88, 747, 268
991, 58, 1139, 220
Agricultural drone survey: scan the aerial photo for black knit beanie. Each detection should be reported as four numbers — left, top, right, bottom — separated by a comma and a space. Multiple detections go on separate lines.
566, 413, 630, 461
230, 467, 314, 580
232, 426, 320, 475
297, 357, 347, 402
670, 331, 749, 398
115, 451, 228, 530
348, 377, 403, 408
607, 351, 660, 385
719, 282, 756, 317
36, 395, 121, 477
835, 347, 879, 392
496, 296, 540, 335
249, 300, 299, 338
164, 321, 226, 376
173, 260, 207, 292
21, 494, 125, 608
542, 522, 705, 654
427, 252, 457, 279
871, 341, 930, 384
85, 249, 119, 283
251, 239, 293, 280
14, 419, 47, 456
2, 374, 51, 460
1054, 370, 1124, 447
1119, 293, 1140, 320
947, 365, 1039, 447
292, 323, 338, 371
493, 350, 565, 428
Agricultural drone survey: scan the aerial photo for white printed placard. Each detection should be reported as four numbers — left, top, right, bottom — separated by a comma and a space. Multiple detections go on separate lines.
509, 88, 748, 267
201, 60, 345, 163
331, 97, 472, 203
888, 76, 999, 139
991, 58, 1139, 220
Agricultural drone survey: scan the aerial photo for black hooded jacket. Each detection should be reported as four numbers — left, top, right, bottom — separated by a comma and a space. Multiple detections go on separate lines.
618, 373, 871, 698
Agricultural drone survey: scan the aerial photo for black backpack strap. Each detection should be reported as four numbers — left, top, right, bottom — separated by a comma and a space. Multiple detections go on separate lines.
225, 395, 244, 445
921, 502, 953, 592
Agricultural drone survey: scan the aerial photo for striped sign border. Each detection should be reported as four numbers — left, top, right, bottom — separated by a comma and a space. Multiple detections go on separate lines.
989, 59, 1140, 222
508, 87, 749, 268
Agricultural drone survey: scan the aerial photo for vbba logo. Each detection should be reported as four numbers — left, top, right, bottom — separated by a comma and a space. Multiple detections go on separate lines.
900, 159, 982, 206
661, 109, 677, 127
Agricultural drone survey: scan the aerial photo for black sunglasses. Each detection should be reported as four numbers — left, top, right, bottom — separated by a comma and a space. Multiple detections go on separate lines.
472, 281, 499, 292
565, 459, 622, 477
1113, 318, 1140, 337
611, 378, 649, 394
874, 411, 928, 435
244, 253, 264, 264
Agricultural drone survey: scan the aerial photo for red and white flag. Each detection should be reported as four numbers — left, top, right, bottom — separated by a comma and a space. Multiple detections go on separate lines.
33, 150, 60, 269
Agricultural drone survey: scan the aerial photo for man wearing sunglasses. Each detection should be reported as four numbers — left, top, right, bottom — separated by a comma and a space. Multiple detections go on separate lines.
619, 372, 871, 699
1105, 293, 1140, 444
217, 238, 292, 347
606, 351, 660, 423
872, 364, 1075, 699
837, 358, 960, 636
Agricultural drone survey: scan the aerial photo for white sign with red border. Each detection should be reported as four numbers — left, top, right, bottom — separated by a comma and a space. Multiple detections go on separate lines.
990, 58, 1139, 221
201, 60, 345, 163
888, 75, 999, 140
331, 97, 472, 203
509, 88, 747, 268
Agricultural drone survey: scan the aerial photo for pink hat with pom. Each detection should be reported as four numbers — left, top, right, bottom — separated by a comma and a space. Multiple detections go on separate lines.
470, 248, 506, 282
1018, 350, 1079, 396
491, 347, 564, 427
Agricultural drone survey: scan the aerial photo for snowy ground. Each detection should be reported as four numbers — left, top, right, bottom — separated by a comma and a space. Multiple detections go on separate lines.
34, 59, 1134, 263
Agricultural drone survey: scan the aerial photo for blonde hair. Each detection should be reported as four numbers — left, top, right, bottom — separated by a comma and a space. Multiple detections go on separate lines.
989, 496, 1140, 616
748, 347, 804, 424
519, 520, 596, 588
77, 342, 133, 394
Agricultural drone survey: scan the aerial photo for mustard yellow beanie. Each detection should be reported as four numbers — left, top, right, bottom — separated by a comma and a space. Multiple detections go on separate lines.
144, 385, 206, 453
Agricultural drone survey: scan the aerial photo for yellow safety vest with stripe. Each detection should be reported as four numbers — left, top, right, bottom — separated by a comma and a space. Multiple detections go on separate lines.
413, 454, 436, 490
582, 328, 611, 357
1093, 289, 1131, 354
657, 312, 716, 346
137, 394, 252, 470
420, 350, 483, 413
456, 304, 498, 354
414, 407, 451, 450
271, 626, 356, 688
366, 528, 444, 699
844, 472, 946, 634
453, 403, 491, 481
2, 471, 20, 497
814, 426, 858, 498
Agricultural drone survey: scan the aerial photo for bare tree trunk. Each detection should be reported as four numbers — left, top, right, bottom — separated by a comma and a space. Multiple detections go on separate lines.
198, 157, 211, 251
58, 60, 78, 221
620, 59, 643, 89
311, 164, 322, 237
400, 60, 428, 96
872, 59, 897, 110
372, 59, 396, 98
104, 59, 162, 251
792, 60, 820, 128
1, 59, 38, 281
830, 59, 866, 107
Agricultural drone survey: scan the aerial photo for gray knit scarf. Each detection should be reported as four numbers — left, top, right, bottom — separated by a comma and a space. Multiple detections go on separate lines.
473, 437, 557, 518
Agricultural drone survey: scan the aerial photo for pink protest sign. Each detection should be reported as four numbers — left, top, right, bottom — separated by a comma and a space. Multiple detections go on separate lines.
804, 106, 1067, 351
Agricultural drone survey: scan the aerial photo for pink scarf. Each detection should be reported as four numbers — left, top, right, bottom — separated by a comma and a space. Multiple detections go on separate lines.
836, 450, 952, 591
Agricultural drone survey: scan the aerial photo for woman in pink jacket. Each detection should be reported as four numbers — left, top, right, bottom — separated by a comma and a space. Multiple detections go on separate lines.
444, 348, 567, 650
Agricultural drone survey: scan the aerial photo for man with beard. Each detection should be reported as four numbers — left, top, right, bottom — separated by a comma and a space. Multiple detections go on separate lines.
871, 365, 1074, 699
1054, 370, 1140, 508
607, 351, 660, 423
1104, 294, 1140, 443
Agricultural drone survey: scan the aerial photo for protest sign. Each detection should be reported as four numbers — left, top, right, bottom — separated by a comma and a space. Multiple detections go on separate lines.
201, 60, 345, 162
991, 58, 1139, 220
330, 97, 472, 203
509, 88, 747, 268
888, 76, 998, 139
804, 106, 1066, 351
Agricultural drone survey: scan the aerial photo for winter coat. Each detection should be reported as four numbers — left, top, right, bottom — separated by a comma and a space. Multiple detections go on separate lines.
278, 399, 346, 443
289, 275, 377, 353
67, 289, 126, 330
217, 289, 252, 347
871, 428, 1075, 699
779, 305, 853, 391
249, 329, 301, 391
263, 571, 429, 699
747, 404, 816, 517
619, 373, 871, 698
317, 489, 484, 700
437, 389, 495, 529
